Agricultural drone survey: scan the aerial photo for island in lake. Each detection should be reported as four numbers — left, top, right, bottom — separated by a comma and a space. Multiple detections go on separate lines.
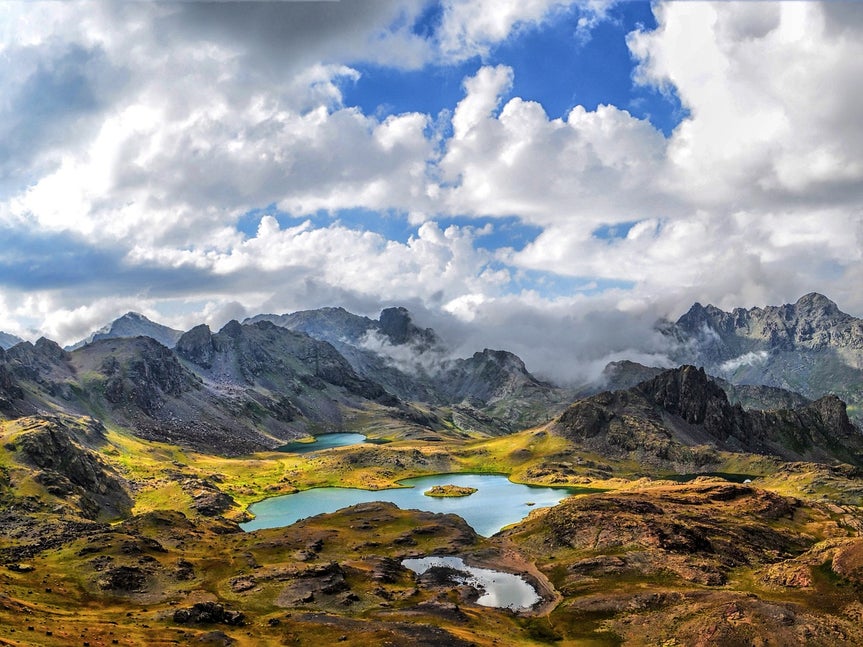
424, 484, 478, 497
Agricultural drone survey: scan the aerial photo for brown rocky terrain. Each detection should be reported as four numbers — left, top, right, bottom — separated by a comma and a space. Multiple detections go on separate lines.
2, 301, 863, 645
555, 364, 863, 468
502, 481, 863, 645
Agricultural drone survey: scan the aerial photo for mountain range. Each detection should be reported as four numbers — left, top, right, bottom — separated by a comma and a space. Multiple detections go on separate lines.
0, 307, 572, 454
4, 293, 863, 455
5, 293, 863, 645
663, 292, 863, 420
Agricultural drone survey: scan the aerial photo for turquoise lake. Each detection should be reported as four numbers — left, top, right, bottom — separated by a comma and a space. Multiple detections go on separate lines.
241, 473, 583, 536
276, 432, 367, 454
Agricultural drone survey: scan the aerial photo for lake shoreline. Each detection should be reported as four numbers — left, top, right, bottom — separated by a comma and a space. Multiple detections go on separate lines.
240, 472, 594, 535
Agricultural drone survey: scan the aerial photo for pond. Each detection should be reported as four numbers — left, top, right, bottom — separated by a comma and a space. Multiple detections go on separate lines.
276, 432, 367, 454
402, 555, 540, 611
241, 473, 590, 536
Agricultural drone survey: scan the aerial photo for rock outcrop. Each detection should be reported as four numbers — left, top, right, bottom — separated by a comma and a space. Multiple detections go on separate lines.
555, 365, 863, 467
4, 415, 132, 519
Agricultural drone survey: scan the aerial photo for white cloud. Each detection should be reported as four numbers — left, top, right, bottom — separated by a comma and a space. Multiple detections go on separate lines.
441, 66, 669, 226
4, 0, 863, 382
629, 1, 863, 206
437, 0, 615, 60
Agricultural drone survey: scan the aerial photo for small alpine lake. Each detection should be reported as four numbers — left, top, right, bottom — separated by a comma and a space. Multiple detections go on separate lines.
241, 473, 596, 536
276, 432, 367, 454
402, 555, 540, 611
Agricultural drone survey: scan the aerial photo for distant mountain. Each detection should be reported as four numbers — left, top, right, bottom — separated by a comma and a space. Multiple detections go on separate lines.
554, 365, 863, 468
67, 312, 183, 351
250, 306, 570, 431
664, 293, 863, 420
0, 331, 23, 349
0, 320, 447, 455
247, 305, 440, 350
597, 360, 810, 412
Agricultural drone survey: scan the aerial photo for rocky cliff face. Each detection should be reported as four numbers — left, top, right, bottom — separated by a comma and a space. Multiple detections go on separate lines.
0, 348, 25, 415
554, 365, 863, 467
666, 294, 863, 421
6, 338, 71, 382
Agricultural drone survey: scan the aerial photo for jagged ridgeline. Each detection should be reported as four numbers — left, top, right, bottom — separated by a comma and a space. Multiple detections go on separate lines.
555, 364, 863, 468
0, 308, 572, 454
4, 298, 863, 646
662, 292, 863, 422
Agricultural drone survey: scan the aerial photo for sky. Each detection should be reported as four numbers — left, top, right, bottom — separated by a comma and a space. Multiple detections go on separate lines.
2, 0, 863, 382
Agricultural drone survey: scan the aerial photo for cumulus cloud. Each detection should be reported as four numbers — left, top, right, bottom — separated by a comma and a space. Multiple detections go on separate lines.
437, 0, 615, 60
3, 0, 863, 382
629, 1, 863, 207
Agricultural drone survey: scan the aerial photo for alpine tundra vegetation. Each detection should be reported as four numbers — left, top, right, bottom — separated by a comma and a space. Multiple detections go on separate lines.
4, 297, 863, 645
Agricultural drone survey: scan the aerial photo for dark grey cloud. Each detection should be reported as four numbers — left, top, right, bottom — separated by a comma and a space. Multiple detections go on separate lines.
822, 2, 863, 36
0, 226, 212, 294
150, 0, 428, 75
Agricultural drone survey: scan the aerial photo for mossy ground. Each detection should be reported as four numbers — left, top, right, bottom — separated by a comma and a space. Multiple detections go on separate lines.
4, 417, 863, 645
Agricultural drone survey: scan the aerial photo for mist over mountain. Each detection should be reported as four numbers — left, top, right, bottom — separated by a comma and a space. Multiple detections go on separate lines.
664, 293, 863, 420
249, 306, 572, 431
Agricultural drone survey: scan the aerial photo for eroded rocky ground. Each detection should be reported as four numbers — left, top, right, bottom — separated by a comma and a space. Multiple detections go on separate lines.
4, 402, 863, 646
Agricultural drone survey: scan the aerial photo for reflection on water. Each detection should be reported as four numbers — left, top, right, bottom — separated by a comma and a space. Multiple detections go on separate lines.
402, 555, 540, 610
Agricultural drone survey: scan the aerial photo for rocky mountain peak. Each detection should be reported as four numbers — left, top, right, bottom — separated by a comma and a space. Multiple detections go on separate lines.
218, 320, 244, 338
175, 324, 215, 369
68, 311, 183, 351
378, 307, 438, 347
473, 348, 528, 374
793, 292, 843, 319
34, 337, 69, 362
676, 302, 726, 332
636, 365, 734, 429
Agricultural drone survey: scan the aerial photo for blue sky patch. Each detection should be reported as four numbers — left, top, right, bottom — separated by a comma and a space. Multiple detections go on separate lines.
343, 2, 687, 137
593, 220, 640, 241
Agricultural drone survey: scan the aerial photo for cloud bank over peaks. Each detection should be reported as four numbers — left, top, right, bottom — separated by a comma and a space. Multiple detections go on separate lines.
2, 0, 863, 384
